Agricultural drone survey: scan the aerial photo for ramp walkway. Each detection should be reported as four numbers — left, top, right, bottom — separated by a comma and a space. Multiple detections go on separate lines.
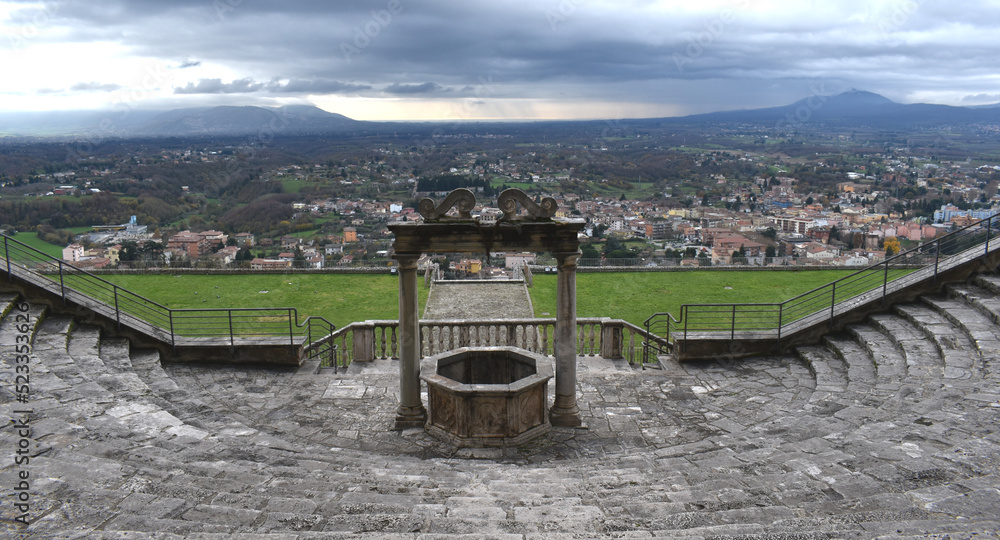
423, 279, 535, 320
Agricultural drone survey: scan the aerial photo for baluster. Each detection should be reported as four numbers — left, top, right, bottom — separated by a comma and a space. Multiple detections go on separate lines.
587, 323, 596, 355
390, 326, 398, 359
429, 326, 438, 356
541, 324, 550, 355
419, 325, 426, 358
628, 332, 637, 364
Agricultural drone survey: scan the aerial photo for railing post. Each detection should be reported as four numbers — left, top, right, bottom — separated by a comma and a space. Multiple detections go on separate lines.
987, 216, 993, 255
229, 310, 235, 347
883, 259, 891, 298
58, 260, 66, 301
288, 309, 294, 347
113, 286, 121, 330
830, 281, 836, 323
933, 241, 940, 280
352, 321, 375, 363
683, 307, 689, 339
731, 305, 737, 340
169, 310, 176, 348
600, 318, 624, 359
3, 236, 10, 277
777, 303, 783, 341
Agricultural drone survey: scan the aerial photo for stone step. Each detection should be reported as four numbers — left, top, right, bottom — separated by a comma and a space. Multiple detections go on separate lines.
127, 348, 274, 443
894, 304, 978, 379
796, 345, 849, 400
0, 292, 20, 316
823, 334, 878, 396
868, 314, 945, 379
0, 299, 45, 349
845, 323, 908, 387
922, 295, 1000, 375
973, 273, 1000, 295
948, 282, 1000, 325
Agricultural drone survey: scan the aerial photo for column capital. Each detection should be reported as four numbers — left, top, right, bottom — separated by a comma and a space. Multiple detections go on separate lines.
393, 252, 421, 270
553, 250, 582, 268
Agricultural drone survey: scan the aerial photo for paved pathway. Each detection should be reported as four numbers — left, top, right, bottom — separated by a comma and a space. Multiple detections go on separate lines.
423, 280, 535, 320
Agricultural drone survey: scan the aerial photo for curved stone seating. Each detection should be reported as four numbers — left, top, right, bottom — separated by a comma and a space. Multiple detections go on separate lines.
3, 273, 1000, 538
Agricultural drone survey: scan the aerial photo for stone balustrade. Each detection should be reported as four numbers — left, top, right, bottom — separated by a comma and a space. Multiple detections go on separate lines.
326, 317, 657, 367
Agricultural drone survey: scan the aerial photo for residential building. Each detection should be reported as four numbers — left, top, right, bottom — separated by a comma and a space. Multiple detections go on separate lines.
62, 243, 85, 262
167, 231, 211, 259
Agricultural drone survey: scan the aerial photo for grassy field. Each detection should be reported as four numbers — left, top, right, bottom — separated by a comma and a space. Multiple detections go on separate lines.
7, 227, 93, 258
102, 273, 429, 330
528, 270, 857, 327
99, 269, 859, 330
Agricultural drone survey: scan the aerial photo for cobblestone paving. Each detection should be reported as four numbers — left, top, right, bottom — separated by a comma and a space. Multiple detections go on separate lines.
2, 283, 1000, 537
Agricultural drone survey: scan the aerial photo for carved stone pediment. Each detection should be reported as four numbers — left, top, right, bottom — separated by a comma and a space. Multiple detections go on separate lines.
418, 188, 476, 221
417, 188, 557, 222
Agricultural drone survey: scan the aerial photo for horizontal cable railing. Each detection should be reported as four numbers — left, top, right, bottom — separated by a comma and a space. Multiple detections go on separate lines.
1, 233, 334, 365
645, 213, 1000, 350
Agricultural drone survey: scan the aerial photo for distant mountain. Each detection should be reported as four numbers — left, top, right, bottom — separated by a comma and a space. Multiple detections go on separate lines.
3, 91, 999, 139
653, 90, 1000, 129
0, 105, 361, 138
131, 105, 359, 136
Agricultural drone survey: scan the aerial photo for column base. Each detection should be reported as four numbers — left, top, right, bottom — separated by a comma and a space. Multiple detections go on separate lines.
393, 405, 427, 430
549, 401, 582, 427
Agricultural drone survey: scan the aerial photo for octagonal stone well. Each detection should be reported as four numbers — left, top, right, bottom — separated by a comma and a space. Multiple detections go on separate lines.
420, 347, 552, 447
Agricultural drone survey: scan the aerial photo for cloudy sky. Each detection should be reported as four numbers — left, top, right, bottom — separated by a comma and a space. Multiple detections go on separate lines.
2, 0, 999, 120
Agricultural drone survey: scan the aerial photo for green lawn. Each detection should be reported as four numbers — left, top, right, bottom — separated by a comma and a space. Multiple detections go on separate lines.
528, 270, 857, 328
100, 269, 860, 331
102, 273, 429, 330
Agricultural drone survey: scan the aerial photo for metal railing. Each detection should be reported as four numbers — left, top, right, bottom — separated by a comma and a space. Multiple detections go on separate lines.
644, 213, 1000, 354
1, 233, 335, 365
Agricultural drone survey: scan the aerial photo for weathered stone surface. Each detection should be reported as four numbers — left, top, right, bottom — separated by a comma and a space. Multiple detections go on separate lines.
6, 269, 1000, 537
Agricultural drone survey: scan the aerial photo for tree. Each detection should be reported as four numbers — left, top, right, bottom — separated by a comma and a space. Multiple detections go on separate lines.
765, 245, 777, 261
884, 236, 901, 256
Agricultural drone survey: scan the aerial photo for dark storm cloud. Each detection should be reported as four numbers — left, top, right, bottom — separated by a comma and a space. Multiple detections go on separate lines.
11, 0, 1000, 112
174, 78, 370, 95
174, 78, 263, 94
383, 83, 448, 95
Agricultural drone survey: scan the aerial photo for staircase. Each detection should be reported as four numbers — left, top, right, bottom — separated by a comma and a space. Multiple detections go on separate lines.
3, 263, 1000, 537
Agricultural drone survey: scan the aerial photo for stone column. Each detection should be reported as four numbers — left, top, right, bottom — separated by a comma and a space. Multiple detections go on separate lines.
550, 250, 582, 427
393, 254, 427, 429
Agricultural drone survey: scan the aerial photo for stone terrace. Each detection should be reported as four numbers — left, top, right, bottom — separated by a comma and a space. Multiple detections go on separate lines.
2, 272, 1000, 538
